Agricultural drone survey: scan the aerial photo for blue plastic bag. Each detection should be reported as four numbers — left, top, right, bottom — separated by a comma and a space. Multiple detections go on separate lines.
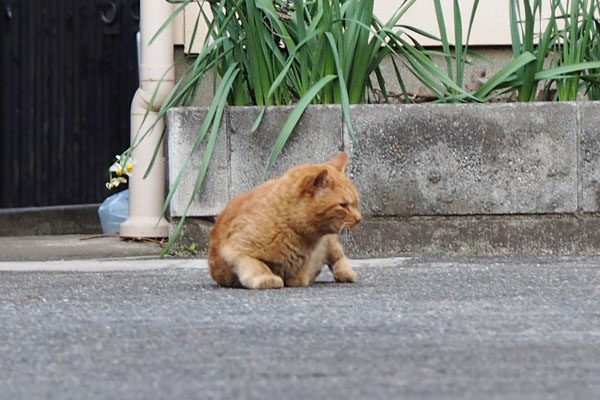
98, 190, 129, 234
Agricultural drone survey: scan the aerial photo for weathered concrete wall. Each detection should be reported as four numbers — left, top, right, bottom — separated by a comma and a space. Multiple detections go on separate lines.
167, 108, 228, 217
579, 102, 600, 212
168, 105, 344, 217
227, 105, 343, 198
166, 101, 600, 257
345, 103, 578, 216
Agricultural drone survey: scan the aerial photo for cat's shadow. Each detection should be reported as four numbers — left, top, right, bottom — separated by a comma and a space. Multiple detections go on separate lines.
312, 281, 336, 286
184, 269, 356, 291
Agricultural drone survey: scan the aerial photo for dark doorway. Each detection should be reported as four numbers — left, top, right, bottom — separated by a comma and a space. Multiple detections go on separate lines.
1, 0, 140, 207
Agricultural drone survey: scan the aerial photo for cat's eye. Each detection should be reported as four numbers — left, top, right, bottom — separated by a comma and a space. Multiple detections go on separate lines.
340, 202, 349, 209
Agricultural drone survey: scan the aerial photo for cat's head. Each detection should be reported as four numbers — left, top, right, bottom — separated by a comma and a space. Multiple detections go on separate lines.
285, 152, 362, 235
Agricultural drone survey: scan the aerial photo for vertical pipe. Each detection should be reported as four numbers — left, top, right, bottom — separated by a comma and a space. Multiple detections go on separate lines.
120, 0, 174, 238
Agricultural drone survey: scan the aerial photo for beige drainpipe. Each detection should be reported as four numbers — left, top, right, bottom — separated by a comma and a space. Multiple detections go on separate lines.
120, 0, 174, 238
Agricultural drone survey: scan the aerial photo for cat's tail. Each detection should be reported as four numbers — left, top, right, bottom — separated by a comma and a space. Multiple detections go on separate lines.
208, 248, 241, 288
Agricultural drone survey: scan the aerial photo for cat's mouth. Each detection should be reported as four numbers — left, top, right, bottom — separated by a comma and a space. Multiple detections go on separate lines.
341, 218, 362, 231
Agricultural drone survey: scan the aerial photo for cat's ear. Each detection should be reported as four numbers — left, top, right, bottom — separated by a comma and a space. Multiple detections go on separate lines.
303, 169, 329, 195
327, 152, 349, 172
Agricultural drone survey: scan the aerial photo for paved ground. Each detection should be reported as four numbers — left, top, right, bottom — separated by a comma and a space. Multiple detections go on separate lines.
1, 255, 599, 399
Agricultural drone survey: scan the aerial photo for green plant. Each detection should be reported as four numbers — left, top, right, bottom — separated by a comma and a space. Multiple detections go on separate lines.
509, 0, 545, 101
574, 1, 600, 99
553, 0, 599, 100
381, 0, 479, 103
185, 243, 199, 255
506, 0, 600, 101
387, 0, 537, 103
432, 0, 479, 100
585, 17, 600, 99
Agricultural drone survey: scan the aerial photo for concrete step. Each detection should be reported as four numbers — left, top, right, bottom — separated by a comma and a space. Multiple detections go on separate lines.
0, 235, 163, 262
0, 204, 102, 236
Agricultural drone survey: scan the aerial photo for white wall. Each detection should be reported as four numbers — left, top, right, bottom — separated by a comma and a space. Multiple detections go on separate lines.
174, 1, 561, 53
377, 1, 511, 46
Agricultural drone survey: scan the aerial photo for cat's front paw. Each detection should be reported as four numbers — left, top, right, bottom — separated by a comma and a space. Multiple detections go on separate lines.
285, 273, 310, 287
333, 266, 358, 283
248, 274, 284, 290
332, 257, 358, 283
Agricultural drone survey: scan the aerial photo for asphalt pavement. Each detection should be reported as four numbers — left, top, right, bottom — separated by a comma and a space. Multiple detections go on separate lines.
1, 255, 599, 400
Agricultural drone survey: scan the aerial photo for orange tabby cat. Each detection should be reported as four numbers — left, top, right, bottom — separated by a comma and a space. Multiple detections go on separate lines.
208, 152, 362, 289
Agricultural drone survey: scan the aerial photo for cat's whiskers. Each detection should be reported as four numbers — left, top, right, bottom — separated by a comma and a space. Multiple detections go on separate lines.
340, 222, 352, 237
342, 228, 350, 242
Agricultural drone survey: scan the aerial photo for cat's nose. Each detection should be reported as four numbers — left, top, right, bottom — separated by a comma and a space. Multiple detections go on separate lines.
354, 215, 362, 226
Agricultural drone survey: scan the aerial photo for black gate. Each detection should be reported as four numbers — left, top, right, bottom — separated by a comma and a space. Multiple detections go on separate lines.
0, 0, 140, 207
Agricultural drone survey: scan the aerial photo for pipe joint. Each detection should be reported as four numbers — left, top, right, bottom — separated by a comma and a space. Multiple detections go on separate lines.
137, 64, 175, 111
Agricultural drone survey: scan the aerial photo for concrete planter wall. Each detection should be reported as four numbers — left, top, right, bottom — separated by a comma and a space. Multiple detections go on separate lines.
166, 102, 600, 257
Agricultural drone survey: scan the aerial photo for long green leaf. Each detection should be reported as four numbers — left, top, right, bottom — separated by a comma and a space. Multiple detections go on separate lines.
519, 0, 537, 101
262, 75, 337, 179
160, 64, 240, 257
325, 32, 357, 147
433, 0, 453, 83
535, 61, 600, 80
474, 52, 536, 100
161, 63, 239, 215
453, 0, 463, 88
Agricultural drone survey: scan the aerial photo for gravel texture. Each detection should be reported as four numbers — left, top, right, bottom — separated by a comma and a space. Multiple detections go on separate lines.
1, 256, 599, 399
